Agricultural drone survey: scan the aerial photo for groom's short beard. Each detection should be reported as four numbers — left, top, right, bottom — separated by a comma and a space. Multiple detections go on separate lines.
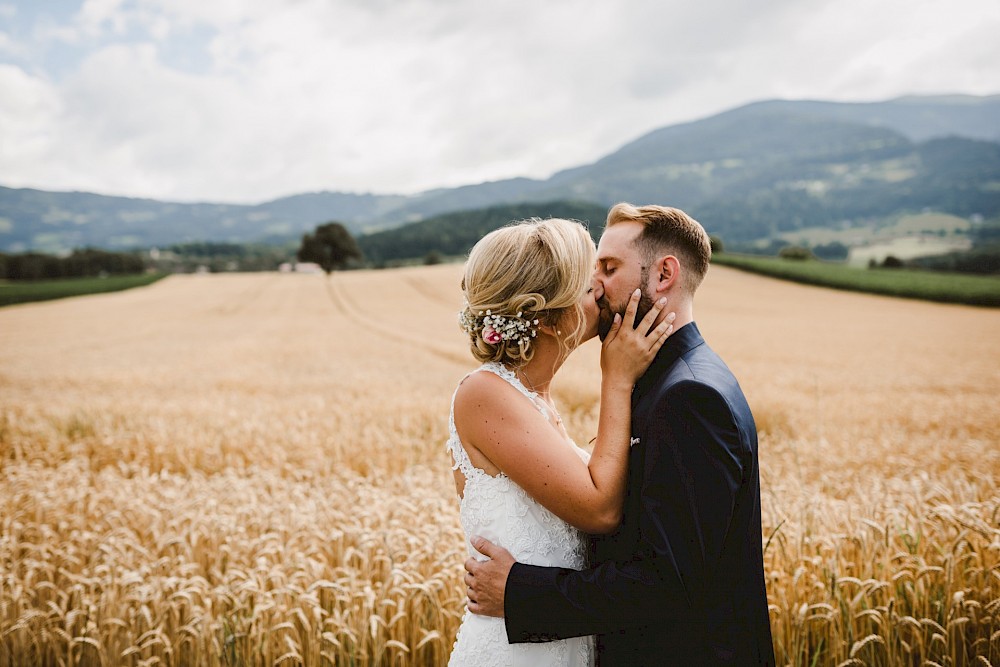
597, 284, 656, 341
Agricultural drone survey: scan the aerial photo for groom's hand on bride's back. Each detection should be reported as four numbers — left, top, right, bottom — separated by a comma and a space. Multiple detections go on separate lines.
464, 536, 514, 618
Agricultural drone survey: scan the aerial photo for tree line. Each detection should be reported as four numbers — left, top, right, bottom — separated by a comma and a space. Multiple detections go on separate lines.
149, 242, 296, 273
0, 243, 301, 280
0, 248, 145, 281
294, 208, 1000, 277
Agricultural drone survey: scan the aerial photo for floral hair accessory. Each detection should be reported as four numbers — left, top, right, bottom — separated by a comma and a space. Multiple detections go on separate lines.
482, 325, 502, 345
458, 305, 540, 346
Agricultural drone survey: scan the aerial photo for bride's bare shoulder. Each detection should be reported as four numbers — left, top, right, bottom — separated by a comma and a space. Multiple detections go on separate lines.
453, 369, 545, 434
454, 368, 515, 414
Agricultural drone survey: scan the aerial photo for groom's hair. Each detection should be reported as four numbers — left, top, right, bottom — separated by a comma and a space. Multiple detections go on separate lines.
606, 203, 711, 294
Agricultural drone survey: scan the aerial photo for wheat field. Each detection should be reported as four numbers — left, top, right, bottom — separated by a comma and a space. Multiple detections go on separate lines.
1, 263, 999, 666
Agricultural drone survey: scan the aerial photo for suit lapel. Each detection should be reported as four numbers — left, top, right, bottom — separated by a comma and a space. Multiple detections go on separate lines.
632, 322, 705, 406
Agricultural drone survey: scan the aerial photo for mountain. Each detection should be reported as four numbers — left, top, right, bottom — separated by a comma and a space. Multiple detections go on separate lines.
0, 186, 403, 253
524, 105, 1000, 241
0, 178, 561, 253
2, 94, 998, 253
527, 106, 916, 209
742, 95, 1000, 143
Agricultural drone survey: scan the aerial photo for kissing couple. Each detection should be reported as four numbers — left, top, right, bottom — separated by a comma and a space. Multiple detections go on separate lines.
446, 204, 775, 666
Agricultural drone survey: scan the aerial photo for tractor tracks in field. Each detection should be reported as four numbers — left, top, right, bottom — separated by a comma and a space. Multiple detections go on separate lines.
201, 272, 281, 317
325, 275, 469, 367
402, 275, 458, 307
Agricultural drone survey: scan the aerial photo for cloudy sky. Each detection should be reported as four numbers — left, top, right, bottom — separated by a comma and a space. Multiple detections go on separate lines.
1, 0, 998, 204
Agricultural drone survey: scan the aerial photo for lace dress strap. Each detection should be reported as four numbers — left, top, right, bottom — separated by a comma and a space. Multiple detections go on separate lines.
476, 362, 551, 420
445, 362, 551, 479
446, 383, 479, 479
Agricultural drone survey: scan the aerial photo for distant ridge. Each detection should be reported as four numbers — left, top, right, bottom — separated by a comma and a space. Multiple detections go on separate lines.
742, 94, 1000, 142
1, 93, 998, 253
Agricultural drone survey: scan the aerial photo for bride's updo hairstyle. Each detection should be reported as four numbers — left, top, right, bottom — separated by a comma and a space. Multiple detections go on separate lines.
460, 218, 596, 365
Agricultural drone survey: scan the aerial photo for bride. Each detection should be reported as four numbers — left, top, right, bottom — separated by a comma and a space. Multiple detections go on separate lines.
446, 217, 674, 666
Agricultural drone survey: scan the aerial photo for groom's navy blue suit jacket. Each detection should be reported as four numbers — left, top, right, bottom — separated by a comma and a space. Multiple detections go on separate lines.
504, 323, 775, 666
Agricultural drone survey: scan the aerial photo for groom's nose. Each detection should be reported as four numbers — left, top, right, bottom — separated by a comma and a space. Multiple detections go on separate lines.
592, 265, 607, 293
592, 280, 604, 301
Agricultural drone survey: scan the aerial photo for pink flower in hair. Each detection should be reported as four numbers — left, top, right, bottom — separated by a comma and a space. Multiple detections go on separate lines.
482, 325, 502, 345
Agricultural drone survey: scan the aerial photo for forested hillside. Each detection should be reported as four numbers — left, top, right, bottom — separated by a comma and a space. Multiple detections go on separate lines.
357, 201, 608, 263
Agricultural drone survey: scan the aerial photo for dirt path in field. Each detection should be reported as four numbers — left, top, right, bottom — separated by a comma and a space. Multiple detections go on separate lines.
209, 271, 281, 316
324, 273, 470, 367
403, 275, 458, 307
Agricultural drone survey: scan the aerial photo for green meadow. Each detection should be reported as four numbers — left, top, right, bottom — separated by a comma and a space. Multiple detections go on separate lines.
712, 253, 1000, 307
0, 274, 167, 307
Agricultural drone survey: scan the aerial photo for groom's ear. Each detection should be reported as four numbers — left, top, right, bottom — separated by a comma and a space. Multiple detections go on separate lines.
654, 255, 681, 293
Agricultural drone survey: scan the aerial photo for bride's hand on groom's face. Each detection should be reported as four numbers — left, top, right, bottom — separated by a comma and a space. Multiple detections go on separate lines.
601, 289, 675, 384
464, 536, 514, 618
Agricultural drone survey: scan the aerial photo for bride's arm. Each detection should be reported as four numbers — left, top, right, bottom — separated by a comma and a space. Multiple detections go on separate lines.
453, 291, 673, 534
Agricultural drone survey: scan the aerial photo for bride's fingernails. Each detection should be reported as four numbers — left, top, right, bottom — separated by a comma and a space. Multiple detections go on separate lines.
658, 297, 666, 305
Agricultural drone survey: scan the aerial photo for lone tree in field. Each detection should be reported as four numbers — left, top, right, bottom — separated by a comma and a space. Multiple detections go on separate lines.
297, 222, 363, 274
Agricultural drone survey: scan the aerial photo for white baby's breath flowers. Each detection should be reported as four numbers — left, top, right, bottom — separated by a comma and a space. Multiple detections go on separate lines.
458, 303, 540, 346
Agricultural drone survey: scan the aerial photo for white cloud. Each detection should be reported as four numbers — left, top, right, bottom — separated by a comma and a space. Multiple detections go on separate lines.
0, 64, 64, 174
0, 30, 26, 58
0, 0, 998, 203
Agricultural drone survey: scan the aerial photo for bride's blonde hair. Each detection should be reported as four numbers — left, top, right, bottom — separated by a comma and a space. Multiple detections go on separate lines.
460, 218, 596, 365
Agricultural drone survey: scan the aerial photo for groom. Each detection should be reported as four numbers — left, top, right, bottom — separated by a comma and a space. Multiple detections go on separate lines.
465, 203, 775, 665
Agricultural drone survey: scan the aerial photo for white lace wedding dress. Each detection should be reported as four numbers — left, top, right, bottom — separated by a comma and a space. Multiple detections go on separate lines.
446, 362, 594, 667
